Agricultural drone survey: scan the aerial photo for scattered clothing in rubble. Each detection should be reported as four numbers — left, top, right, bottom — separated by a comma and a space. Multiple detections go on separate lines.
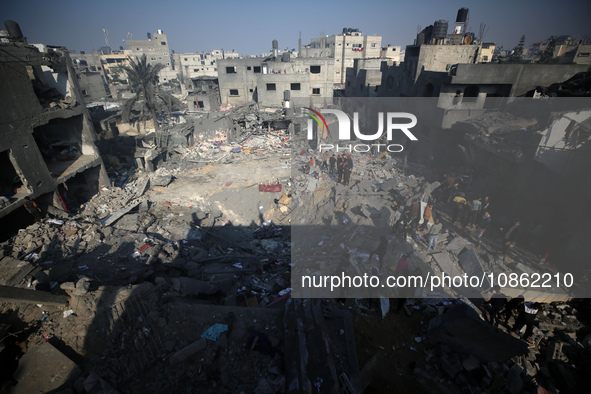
259, 184, 282, 192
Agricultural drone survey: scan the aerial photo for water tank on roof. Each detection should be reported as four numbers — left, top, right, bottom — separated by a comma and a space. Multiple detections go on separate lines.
433, 20, 448, 38
147, 32, 152, 40
272, 40, 278, 50
456, 8, 469, 23
5, 20, 24, 40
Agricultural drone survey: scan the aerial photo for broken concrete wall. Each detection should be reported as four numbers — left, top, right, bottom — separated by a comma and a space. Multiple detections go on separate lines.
0, 42, 109, 226
77, 71, 109, 102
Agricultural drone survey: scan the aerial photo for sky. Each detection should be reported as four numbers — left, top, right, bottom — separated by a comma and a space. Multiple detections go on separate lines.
2, 0, 591, 55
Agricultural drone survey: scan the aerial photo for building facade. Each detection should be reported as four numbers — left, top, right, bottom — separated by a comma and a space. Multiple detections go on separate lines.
300, 29, 382, 86
125, 30, 177, 83
217, 57, 334, 107
174, 50, 239, 90
0, 23, 109, 237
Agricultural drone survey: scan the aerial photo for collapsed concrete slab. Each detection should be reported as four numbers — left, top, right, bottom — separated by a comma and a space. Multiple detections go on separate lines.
427, 303, 528, 362
12, 341, 81, 394
0, 284, 68, 306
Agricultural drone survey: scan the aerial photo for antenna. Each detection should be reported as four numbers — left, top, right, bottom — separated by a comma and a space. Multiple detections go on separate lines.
102, 28, 111, 47
479, 23, 489, 42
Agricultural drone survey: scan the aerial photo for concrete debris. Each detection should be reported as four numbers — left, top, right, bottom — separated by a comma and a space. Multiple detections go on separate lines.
12, 342, 81, 394
0, 98, 587, 394
428, 304, 529, 362
169, 337, 207, 366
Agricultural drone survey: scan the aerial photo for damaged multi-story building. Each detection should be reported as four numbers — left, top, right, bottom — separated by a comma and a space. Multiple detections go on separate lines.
174, 49, 239, 91
125, 29, 177, 83
299, 29, 382, 87
217, 41, 334, 107
0, 21, 109, 239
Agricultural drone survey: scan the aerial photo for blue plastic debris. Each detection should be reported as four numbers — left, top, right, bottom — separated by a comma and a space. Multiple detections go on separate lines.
201, 323, 228, 341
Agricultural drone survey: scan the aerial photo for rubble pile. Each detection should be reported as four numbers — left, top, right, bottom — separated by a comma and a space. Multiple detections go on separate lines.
0, 135, 304, 391
462, 111, 540, 161
0, 106, 589, 392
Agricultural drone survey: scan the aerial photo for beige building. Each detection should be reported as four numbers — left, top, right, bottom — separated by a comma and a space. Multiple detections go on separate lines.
174, 50, 239, 90
380, 45, 402, 64
300, 29, 382, 86
217, 56, 334, 107
476, 43, 495, 63
125, 30, 177, 83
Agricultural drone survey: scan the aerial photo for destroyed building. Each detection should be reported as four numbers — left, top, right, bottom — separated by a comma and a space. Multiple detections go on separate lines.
299, 29, 382, 87
0, 21, 109, 239
186, 76, 221, 112
174, 49, 240, 91
71, 50, 133, 100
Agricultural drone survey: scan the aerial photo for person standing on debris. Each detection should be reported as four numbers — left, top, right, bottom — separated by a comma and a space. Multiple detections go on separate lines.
369, 236, 388, 270
308, 156, 315, 171
483, 285, 507, 327
503, 295, 524, 324
394, 253, 410, 276
390, 201, 402, 234
24, 196, 42, 222
447, 181, 459, 203
421, 203, 433, 231
451, 193, 467, 224
343, 154, 353, 186
468, 197, 482, 227
320, 151, 329, 172
398, 208, 411, 239
329, 153, 337, 175
500, 221, 523, 256
426, 217, 443, 251
512, 301, 541, 343
337, 154, 345, 183
481, 196, 490, 214
460, 199, 472, 230
409, 199, 420, 230
476, 211, 491, 247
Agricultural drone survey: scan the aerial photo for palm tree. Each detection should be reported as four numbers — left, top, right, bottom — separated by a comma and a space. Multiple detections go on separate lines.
121, 54, 181, 128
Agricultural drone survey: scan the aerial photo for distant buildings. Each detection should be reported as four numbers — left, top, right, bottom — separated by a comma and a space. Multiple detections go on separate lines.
528, 36, 591, 64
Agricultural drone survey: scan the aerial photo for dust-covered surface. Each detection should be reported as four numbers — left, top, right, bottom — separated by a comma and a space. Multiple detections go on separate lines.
1, 100, 591, 393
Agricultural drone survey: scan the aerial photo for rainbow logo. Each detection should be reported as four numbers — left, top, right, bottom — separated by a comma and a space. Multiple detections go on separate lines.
304, 107, 329, 133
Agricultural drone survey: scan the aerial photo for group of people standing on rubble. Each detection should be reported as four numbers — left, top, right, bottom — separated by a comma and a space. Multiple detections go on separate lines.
307, 151, 354, 186
482, 286, 541, 344
387, 199, 444, 252
443, 174, 526, 256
